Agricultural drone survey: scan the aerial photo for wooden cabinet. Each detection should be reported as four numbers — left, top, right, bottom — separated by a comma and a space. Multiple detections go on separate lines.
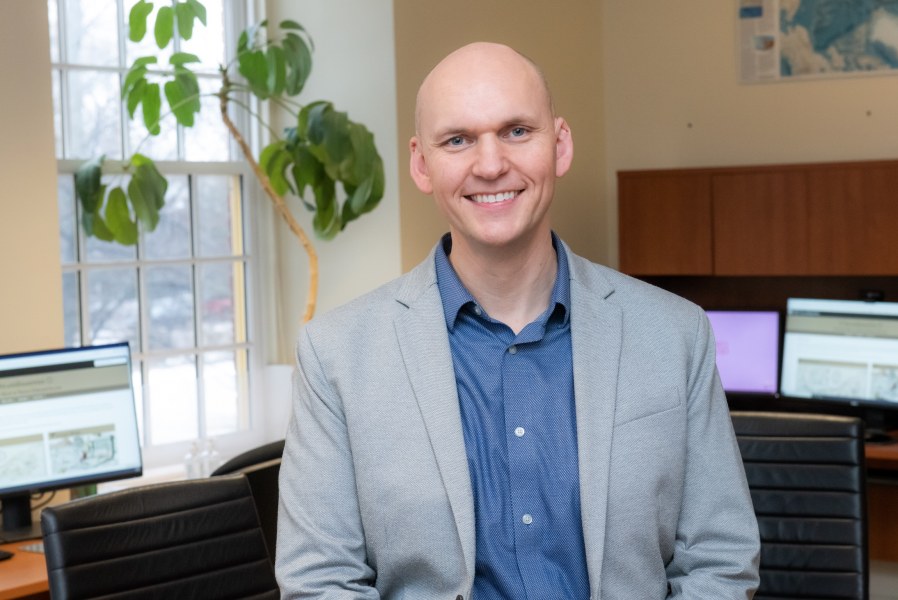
618, 160, 898, 277
618, 172, 712, 275
807, 164, 898, 275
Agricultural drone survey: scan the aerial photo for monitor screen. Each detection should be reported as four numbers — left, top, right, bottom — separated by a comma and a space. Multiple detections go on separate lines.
0, 342, 142, 542
706, 310, 780, 395
780, 298, 898, 408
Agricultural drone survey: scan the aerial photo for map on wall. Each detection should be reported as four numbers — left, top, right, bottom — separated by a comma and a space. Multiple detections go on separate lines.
739, 0, 898, 82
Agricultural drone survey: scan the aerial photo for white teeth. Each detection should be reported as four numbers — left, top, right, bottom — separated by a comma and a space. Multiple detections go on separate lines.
469, 191, 517, 203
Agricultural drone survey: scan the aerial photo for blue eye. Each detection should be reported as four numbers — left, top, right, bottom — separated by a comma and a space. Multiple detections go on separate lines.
447, 136, 464, 146
510, 127, 526, 137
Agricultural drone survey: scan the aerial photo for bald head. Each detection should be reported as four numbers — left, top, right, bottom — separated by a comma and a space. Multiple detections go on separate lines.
414, 42, 555, 135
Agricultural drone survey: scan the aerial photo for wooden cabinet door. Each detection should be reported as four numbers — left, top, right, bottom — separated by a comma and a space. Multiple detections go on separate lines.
807, 164, 898, 275
712, 171, 809, 275
618, 172, 713, 275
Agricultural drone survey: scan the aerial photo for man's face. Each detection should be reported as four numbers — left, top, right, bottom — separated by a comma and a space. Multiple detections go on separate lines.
410, 44, 573, 254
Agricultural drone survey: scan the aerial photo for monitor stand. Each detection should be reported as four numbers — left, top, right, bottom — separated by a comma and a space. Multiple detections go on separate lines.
0, 494, 43, 543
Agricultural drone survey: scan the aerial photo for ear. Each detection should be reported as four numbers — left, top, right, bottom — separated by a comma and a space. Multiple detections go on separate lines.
554, 117, 574, 178
409, 136, 433, 194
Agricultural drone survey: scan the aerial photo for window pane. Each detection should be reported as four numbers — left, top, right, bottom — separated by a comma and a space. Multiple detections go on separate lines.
48, 0, 60, 63
146, 265, 195, 350
147, 354, 198, 444
144, 176, 191, 259
65, 70, 122, 160
62, 271, 80, 347
180, 0, 226, 73
199, 261, 242, 345
197, 175, 241, 256
184, 77, 231, 162
128, 108, 178, 160
203, 349, 246, 435
87, 267, 139, 350
51, 71, 63, 157
58, 175, 76, 263
63, 0, 120, 66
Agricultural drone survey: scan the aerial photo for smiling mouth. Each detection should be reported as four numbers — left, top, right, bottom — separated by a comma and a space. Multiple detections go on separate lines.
466, 191, 521, 204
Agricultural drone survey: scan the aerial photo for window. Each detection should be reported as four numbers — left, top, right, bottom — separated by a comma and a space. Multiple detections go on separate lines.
49, 0, 259, 466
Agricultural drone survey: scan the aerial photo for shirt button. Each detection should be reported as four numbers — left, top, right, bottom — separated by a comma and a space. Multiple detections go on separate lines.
522, 514, 533, 525
514, 427, 525, 437
473, 305, 482, 316
508, 345, 517, 355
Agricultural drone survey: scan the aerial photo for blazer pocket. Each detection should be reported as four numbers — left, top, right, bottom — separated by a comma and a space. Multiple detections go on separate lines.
613, 387, 682, 427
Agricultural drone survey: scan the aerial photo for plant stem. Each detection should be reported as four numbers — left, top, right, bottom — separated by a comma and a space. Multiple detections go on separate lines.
218, 74, 319, 324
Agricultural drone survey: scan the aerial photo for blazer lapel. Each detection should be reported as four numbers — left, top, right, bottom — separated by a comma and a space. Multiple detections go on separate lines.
567, 248, 622, 598
393, 257, 476, 580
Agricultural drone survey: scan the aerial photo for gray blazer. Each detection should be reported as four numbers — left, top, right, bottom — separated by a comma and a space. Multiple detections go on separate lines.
276, 241, 760, 599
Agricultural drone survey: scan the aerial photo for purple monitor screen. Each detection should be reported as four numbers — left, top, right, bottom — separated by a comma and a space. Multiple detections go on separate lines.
705, 310, 780, 394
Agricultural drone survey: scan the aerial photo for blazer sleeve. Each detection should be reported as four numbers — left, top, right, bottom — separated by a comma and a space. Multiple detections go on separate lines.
275, 326, 381, 599
665, 309, 761, 598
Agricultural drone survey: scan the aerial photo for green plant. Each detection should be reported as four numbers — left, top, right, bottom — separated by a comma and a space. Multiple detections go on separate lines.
75, 0, 384, 323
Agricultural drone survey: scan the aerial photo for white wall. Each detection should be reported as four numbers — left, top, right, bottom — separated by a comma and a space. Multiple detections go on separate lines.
603, 1, 898, 267
264, 0, 402, 361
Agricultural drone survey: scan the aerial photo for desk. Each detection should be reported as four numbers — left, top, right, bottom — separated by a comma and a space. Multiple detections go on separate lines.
866, 442, 898, 562
0, 540, 48, 600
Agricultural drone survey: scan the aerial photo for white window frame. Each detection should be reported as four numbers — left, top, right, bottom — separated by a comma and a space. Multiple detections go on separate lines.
50, 0, 271, 471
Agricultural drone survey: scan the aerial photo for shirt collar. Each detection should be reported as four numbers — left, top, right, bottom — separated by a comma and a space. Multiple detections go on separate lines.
434, 232, 571, 330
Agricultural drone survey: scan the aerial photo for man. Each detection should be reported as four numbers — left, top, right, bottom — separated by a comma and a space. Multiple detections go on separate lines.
276, 42, 760, 599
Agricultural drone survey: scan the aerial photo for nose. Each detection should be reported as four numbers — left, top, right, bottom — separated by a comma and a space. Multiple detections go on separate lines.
471, 136, 508, 179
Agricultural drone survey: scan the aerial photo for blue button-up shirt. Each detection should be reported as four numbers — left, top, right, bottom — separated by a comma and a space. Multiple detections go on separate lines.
435, 233, 590, 600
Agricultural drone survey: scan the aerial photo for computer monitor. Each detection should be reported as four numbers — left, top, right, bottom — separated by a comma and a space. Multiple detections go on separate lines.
780, 297, 898, 439
0, 342, 142, 542
706, 310, 780, 395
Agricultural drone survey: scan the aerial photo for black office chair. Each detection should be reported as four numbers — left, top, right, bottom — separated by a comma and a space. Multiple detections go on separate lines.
731, 411, 868, 600
212, 439, 284, 563
211, 439, 285, 476
41, 474, 280, 599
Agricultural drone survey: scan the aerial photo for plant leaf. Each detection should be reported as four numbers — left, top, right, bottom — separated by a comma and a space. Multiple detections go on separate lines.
105, 187, 139, 245
127, 154, 168, 231
122, 62, 149, 100
128, 0, 154, 43
266, 45, 286, 96
155, 5, 174, 48
170, 52, 201, 66
289, 144, 324, 204
187, 0, 206, 25
174, 1, 195, 40
259, 141, 294, 196
142, 82, 162, 135
311, 180, 340, 239
238, 49, 270, 98
282, 32, 312, 96
75, 155, 105, 216
89, 202, 116, 242
163, 70, 200, 126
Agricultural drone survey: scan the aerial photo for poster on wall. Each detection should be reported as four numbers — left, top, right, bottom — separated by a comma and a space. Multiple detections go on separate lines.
739, 0, 898, 83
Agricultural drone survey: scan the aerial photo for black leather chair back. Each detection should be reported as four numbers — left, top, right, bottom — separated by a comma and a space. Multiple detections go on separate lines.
731, 411, 868, 600
41, 474, 280, 600
211, 439, 285, 476
211, 440, 284, 564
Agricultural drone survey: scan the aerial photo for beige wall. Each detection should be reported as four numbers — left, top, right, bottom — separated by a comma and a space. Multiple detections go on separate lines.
603, 0, 898, 267
265, 0, 401, 360
393, 0, 606, 269
0, 0, 62, 354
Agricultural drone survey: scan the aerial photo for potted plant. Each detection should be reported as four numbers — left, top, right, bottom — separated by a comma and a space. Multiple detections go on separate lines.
75, 0, 384, 324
